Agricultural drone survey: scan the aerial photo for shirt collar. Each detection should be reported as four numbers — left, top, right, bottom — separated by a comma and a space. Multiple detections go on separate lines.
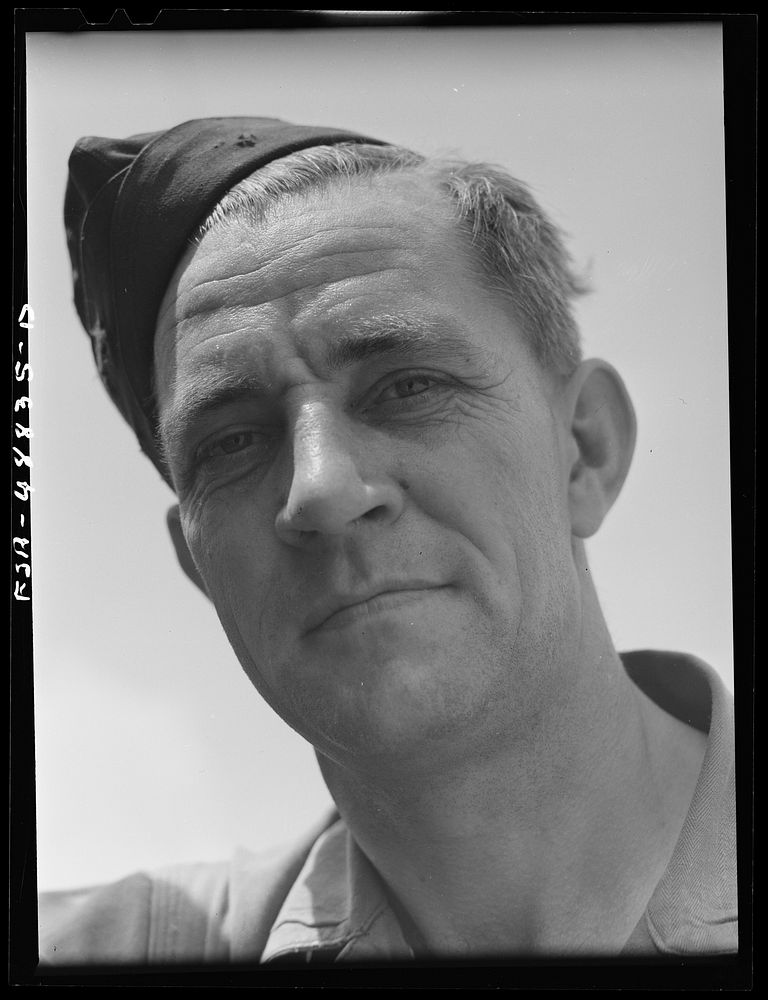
622, 651, 737, 953
260, 818, 414, 964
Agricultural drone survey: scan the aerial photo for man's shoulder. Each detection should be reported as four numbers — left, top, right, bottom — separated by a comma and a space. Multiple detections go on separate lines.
39, 872, 160, 967
37, 817, 334, 968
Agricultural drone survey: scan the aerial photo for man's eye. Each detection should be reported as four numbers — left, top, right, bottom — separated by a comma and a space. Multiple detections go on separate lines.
358, 371, 453, 418
380, 374, 436, 400
195, 429, 261, 463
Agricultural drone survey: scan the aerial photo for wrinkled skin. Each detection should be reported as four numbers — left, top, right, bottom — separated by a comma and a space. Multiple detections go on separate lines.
154, 174, 587, 772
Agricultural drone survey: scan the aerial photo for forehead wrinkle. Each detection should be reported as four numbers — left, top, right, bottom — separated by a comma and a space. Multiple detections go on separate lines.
178, 263, 415, 327
156, 193, 472, 342
177, 222, 412, 305
166, 199, 460, 325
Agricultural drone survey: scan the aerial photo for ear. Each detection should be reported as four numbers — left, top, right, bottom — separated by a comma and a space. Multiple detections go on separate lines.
564, 359, 637, 539
166, 504, 211, 599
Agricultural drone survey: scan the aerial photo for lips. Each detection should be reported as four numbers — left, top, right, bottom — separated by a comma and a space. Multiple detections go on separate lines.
303, 583, 449, 635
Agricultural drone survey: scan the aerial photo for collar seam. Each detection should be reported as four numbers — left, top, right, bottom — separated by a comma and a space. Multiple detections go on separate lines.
645, 903, 737, 955
264, 901, 390, 963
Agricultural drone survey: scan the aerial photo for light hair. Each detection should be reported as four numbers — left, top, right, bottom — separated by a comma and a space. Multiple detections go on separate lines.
196, 143, 588, 374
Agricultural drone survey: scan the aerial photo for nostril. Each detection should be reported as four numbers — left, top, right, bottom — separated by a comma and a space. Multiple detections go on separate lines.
363, 504, 391, 523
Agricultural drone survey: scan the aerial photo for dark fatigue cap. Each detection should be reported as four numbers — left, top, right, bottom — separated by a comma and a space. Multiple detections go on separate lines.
65, 117, 388, 486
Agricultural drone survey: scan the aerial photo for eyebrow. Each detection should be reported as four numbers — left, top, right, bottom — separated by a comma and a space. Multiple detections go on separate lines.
325, 316, 477, 370
157, 315, 495, 469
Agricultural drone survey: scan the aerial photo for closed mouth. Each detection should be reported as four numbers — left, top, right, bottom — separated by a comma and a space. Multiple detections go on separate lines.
305, 584, 449, 635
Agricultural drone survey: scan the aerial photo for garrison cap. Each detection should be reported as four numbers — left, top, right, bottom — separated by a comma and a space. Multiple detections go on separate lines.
64, 117, 387, 485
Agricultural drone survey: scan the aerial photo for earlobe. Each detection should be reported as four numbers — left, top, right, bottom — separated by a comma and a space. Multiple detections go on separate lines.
565, 359, 637, 539
166, 504, 211, 599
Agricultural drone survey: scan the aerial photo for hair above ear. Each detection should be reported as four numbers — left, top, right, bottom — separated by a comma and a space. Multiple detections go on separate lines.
166, 504, 211, 599
565, 359, 637, 539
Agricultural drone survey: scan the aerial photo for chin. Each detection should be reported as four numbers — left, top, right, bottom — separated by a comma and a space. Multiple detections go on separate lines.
276, 653, 499, 771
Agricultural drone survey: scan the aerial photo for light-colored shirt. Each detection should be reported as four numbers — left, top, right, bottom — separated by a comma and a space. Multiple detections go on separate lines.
37, 651, 737, 966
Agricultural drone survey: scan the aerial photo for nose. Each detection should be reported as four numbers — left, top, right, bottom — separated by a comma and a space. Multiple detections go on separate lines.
274, 400, 404, 544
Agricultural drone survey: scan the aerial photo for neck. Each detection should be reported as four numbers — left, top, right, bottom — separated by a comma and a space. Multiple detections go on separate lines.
316, 601, 704, 956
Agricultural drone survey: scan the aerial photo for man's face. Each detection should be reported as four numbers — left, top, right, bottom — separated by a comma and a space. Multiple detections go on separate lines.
154, 173, 583, 768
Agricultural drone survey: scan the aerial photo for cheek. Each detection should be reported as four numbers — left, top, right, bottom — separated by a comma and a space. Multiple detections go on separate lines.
185, 505, 299, 715
413, 411, 569, 556
184, 497, 280, 635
